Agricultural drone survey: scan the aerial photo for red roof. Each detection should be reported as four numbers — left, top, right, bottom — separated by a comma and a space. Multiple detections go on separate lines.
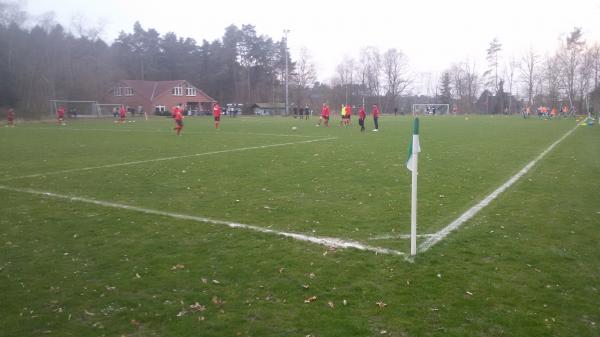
117, 80, 215, 102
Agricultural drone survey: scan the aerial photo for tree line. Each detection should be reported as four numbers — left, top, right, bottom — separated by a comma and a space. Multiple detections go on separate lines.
1, 1, 599, 117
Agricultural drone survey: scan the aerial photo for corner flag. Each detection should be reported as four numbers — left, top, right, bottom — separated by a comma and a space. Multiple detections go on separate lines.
406, 118, 420, 171
407, 118, 420, 256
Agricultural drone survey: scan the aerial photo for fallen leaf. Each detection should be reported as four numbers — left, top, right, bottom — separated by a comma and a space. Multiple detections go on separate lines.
84, 309, 95, 316
278, 267, 285, 273
201, 278, 208, 284
376, 301, 387, 308
189, 302, 206, 312
212, 279, 220, 285
343, 299, 347, 306
302, 284, 310, 289
304, 296, 317, 303
176, 310, 187, 317
135, 273, 141, 279
198, 316, 205, 321
212, 296, 225, 305
466, 291, 473, 296
130, 319, 140, 326
308, 273, 315, 279
170, 264, 185, 271
327, 301, 335, 308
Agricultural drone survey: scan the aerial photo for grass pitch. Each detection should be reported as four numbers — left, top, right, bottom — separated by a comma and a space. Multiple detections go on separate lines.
0, 115, 599, 336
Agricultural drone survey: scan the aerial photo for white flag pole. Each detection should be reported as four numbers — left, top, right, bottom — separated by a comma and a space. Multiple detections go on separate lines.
410, 143, 418, 255
410, 118, 420, 256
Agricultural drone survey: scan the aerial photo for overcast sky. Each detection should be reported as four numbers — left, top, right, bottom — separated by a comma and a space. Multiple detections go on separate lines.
25, 0, 600, 92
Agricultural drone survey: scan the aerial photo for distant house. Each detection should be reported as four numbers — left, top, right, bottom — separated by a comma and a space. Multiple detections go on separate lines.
104, 80, 216, 115
250, 103, 286, 116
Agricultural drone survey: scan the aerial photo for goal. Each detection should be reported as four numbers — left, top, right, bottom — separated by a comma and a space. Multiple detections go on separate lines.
97, 104, 123, 117
49, 100, 100, 118
412, 104, 450, 116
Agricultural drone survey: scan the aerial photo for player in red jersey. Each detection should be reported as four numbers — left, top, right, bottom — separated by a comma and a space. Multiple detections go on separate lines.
372, 104, 380, 131
57, 106, 65, 125
6, 108, 15, 127
213, 102, 222, 129
118, 104, 127, 123
317, 103, 330, 127
173, 107, 184, 135
358, 105, 366, 132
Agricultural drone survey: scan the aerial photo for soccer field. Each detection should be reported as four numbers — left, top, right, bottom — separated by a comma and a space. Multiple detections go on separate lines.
1, 115, 599, 336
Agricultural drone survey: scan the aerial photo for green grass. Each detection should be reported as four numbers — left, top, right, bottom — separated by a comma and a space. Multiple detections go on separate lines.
0, 115, 598, 336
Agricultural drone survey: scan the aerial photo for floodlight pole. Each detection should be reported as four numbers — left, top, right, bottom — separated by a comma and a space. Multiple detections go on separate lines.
284, 29, 290, 116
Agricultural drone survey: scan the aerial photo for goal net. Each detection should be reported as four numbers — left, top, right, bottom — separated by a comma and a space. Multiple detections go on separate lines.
97, 104, 123, 118
412, 104, 450, 115
49, 100, 100, 118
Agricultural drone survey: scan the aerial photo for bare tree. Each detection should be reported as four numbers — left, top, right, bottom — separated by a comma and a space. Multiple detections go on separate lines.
519, 47, 539, 107
382, 48, 411, 112
590, 43, 600, 89
359, 47, 382, 107
449, 59, 479, 113
293, 47, 317, 105
543, 55, 561, 107
557, 27, 585, 110
503, 56, 518, 113
578, 47, 595, 111
335, 56, 355, 104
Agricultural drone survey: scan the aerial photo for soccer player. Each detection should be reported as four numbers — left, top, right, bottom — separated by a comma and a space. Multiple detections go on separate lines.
372, 104, 380, 131
119, 104, 127, 123
340, 104, 346, 126
173, 107, 184, 135
317, 103, 330, 127
57, 106, 66, 125
358, 105, 366, 132
344, 104, 352, 126
6, 108, 15, 127
213, 102, 222, 129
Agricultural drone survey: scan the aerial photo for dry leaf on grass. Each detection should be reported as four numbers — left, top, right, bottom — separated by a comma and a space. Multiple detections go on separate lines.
170, 264, 185, 271
304, 296, 317, 303
327, 301, 335, 308
212, 296, 225, 305
376, 301, 387, 308
189, 302, 206, 312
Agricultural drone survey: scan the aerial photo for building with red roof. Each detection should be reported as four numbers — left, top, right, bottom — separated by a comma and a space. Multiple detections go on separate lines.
104, 80, 216, 115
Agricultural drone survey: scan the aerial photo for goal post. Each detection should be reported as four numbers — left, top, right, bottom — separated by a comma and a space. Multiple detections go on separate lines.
412, 104, 450, 116
49, 100, 100, 118
96, 104, 123, 118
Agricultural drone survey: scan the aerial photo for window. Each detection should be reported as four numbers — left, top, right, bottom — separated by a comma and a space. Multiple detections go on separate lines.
114, 87, 133, 96
172, 87, 183, 96
155, 105, 166, 112
186, 87, 197, 96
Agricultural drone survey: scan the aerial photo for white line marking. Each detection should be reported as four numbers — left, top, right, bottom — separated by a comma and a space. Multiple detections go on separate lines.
2, 137, 336, 181
369, 233, 435, 240
0, 185, 404, 256
21, 127, 320, 138
417, 124, 579, 254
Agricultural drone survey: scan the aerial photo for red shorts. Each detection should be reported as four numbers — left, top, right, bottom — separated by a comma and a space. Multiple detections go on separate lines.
214, 116, 220, 122
175, 120, 183, 127
321, 115, 329, 120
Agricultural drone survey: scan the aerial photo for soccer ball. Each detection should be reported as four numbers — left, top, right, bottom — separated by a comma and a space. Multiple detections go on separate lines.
292, 126, 297, 131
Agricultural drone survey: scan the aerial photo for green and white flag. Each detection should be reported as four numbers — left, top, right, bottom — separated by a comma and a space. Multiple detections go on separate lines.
406, 118, 420, 172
